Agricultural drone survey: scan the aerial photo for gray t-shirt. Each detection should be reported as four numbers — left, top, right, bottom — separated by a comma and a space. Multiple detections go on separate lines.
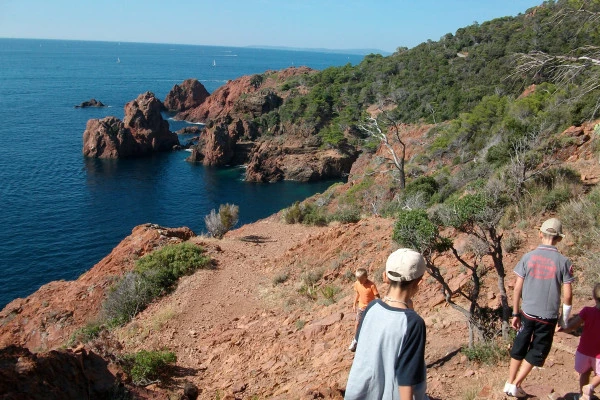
345, 300, 427, 400
514, 245, 574, 319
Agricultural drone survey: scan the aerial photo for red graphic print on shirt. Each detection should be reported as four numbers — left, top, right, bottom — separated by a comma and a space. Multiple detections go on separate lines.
527, 254, 557, 280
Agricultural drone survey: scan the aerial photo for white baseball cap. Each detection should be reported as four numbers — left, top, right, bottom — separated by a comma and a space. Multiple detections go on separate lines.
386, 248, 426, 282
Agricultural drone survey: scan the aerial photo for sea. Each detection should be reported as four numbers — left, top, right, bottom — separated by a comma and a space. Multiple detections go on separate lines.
0, 38, 364, 309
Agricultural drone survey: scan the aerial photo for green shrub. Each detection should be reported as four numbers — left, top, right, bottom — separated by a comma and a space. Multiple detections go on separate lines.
102, 243, 211, 326
295, 319, 306, 330
68, 322, 104, 346
205, 203, 239, 238
302, 204, 328, 226
283, 202, 304, 224
502, 233, 523, 254
121, 350, 177, 385
320, 285, 340, 302
540, 187, 572, 212
403, 176, 439, 204
461, 340, 508, 365
328, 208, 361, 224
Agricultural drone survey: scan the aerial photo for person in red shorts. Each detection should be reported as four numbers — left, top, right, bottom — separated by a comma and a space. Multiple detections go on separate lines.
559, 282, 600, 400
348, 268, 380, 352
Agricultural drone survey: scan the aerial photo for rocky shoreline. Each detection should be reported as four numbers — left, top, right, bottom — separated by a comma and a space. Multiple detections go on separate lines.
82, 67, 359, 183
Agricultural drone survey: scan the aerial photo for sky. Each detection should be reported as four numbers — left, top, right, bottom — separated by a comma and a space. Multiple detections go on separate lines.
0, 0, 544, 53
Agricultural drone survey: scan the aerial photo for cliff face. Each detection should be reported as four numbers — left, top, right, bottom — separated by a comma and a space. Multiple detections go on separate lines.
171, 67, 359, 182
0, 224, 194, 351
82, 92, 179, 158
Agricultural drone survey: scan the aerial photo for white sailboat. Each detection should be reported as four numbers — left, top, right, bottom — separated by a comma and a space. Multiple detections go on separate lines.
117, 57, 121, 63
212, 59, 216, 67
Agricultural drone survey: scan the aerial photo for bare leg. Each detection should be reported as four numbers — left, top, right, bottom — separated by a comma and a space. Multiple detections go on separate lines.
580, 370, 592, 393
513, 360, 534, 387
508, 358, 522, 384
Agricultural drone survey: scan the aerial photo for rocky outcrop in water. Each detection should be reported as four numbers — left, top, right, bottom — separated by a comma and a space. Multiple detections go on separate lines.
75, 98, 105, 108
245, 141, 359, 182
163, 79, 210, 112
82, 92, 179, 158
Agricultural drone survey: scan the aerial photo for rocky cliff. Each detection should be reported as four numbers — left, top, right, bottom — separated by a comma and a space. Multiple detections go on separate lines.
163, 78, 210, 113
0, 224, 194, 351
167, 67, 359, 182
82, 92, 179, 158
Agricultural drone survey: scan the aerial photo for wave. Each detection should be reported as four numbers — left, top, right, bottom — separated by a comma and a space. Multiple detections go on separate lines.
167, 118, 205, 126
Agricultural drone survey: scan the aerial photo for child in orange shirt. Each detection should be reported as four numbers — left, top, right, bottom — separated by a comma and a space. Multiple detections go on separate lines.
349, 268, 380, 351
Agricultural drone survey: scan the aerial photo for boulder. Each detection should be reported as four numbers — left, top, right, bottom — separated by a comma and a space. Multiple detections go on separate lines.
163, 79, 210, 112
74, 98, 105, 108
82, 92, 179, 158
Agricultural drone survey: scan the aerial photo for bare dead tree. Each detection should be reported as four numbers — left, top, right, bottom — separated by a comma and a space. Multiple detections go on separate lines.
358, 111, 407, 188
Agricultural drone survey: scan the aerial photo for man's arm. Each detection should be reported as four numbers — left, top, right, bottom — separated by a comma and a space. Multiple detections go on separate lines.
559, 282, 573, 328
353, 291, 359, 312
562, 282, 572, 306
557, 314, 582, 333
399, 385, 413, 399
512, 276, 524, 330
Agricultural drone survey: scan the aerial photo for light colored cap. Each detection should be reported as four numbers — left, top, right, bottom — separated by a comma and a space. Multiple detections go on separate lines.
386, 248, 426, 282
540, 218, 565, 238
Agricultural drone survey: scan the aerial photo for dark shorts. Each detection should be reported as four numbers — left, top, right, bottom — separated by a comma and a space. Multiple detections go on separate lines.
510, 312, 558, 367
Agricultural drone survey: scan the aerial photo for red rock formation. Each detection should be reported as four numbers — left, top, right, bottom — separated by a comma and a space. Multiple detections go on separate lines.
163, 79, 210, 112
0, 224, 195, 351
82, 92, 179, 158
245, 142, 359, 183
176, 67, 312, 123
0, 345, 119, 399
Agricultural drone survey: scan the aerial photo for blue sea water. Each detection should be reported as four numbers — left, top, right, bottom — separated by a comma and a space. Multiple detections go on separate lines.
0, 38, 364, 309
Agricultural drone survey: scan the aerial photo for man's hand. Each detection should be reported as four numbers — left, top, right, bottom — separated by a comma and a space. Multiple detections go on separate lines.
352, 304, 356, 312
511, 316, 521, 330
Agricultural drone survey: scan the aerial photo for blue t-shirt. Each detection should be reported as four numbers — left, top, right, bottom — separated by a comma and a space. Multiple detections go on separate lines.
345, 300, 427, 400
514, 245, 574, 319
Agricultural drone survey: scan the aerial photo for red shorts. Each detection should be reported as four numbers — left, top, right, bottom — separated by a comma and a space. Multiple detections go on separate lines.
575, 351, 600, 375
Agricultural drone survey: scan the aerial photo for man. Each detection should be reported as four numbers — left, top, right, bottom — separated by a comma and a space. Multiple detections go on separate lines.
504, 218, 574, 398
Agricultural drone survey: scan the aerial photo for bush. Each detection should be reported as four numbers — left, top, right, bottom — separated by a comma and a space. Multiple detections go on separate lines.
102, 243, 211, 326
68, 322, 104, 346
328, 208, 361, 224
283, 202, 303, 224
282, 202, 328, 226
205, 203, 239, 238
121, 350, 177, 385
462, 340, 508, 365
502, 233, 523, 254
272, 271, 289, 285
320, 285, 340, 302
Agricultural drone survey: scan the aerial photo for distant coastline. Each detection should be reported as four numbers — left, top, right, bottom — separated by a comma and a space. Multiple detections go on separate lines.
245, 44, 392, 56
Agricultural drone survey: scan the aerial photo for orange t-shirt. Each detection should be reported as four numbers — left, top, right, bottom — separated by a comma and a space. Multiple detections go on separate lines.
354, 280, 379, 309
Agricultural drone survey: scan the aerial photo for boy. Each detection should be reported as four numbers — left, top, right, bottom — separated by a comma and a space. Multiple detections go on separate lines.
348, 268, 380, 352
345, 249, 427, 400
504, 218, 574, 398
558, 282, 600, 400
